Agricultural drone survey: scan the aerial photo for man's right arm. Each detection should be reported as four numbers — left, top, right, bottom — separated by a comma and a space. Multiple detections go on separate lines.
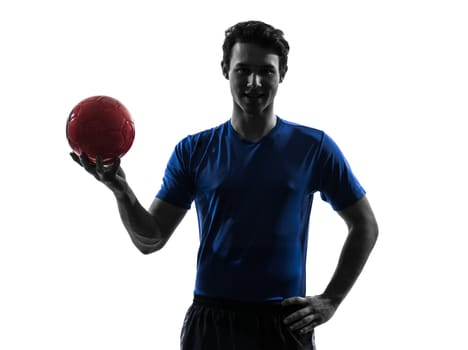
115, 189, 187, 254
70, 153, 187, 254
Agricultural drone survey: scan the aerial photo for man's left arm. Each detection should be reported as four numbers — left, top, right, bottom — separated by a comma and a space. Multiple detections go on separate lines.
282, 195, 379, 334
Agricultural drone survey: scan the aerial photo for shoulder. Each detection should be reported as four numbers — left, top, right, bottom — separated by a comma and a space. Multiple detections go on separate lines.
171, 121, 228, 167
277, 118, 350, 164
177, 121, 227, 147
277, 117, 327, 146
174, 121, 228, 152
279, 118, 323, 135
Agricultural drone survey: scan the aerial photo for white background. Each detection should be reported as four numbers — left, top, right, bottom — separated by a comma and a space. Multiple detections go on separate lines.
1, 0, 467, 349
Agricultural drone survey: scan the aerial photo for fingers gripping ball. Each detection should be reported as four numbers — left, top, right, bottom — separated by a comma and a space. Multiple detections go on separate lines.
66, 96, 135, 165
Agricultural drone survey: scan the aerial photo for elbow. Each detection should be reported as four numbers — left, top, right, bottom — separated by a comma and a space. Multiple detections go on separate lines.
350, 219, 379, 247
138, 246, 157, 255
366, 219, 379, 248
130, 227, 172, 255
135, 238, 167, 255
371, 217, 379, 240
361, 211, 379, 242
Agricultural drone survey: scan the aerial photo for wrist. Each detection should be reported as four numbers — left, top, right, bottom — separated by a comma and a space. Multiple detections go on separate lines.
112, 182, 132, 201
113, 189, 127, 200
321, 290, 345, 308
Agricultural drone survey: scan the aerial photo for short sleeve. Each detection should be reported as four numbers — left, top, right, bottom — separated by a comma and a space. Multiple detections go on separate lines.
317, 133, 366, 211
156, 139, 195, 209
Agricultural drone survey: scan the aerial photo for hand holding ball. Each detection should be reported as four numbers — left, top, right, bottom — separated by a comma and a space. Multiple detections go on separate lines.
66, 96, 135, 165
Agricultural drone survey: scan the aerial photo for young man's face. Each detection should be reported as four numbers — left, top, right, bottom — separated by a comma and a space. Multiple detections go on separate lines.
224, 42, 281, 117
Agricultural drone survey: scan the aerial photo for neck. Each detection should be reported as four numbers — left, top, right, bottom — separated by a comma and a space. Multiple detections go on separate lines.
230, 107, 277, 142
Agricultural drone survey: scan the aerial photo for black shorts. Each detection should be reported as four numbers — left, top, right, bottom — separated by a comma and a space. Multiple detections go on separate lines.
180, 294, 316, 350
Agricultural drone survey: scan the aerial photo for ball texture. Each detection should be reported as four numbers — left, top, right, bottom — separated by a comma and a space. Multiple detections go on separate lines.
66, 96, 135, 165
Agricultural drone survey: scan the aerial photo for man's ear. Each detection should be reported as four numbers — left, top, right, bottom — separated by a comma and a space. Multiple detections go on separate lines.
221, 61, 229, 79
280, 65, 288, 83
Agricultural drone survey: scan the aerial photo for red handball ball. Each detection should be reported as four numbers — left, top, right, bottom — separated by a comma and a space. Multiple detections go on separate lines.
66, 96, 135, 165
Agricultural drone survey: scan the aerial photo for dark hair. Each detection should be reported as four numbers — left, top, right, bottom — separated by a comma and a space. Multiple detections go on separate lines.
221, 20, 290, 80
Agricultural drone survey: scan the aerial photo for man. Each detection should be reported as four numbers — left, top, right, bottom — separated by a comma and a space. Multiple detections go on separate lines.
71, 20, 378, 350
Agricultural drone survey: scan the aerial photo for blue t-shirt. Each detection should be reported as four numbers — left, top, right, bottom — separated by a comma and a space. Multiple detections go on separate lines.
157, 117, 365, 302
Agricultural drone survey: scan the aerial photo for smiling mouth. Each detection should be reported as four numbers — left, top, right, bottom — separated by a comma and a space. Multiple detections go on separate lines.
244, 94, 264, 98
